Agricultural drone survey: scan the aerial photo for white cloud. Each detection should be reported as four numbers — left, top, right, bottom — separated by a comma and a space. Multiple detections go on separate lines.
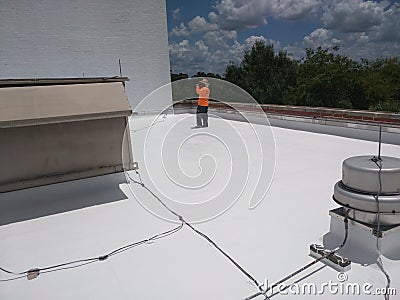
212, 0, 321, 30
212, 0, 269, 30
188, 16, 218, 33
243, 35, 281, 50
208, 11, 218, 23
302, 28, 337, 49
169, 40, 191, 61
370, 2, 400, 42
222, 30, 238, 40
169, 39, 213, 73
171, 0, 398, 38
322, 0, 385, 33
320, 0, 400, 42
168, 1, 400, 75
170, 22, 190, 37
169, 33, 282, 75
203, 30, 237, 48
172, 7, 181, 20
169, 1, 323, 39
272, 0, 321, 20
291, 1, 400, 61
195, 40, 209, 52
296, 23, 400, 62
170, 15, 219, 37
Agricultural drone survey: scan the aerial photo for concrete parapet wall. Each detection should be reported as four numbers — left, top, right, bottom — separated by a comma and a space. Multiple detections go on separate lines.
173, 100, 400, 145
174, 100, 400, 125
260, 104, 400, 125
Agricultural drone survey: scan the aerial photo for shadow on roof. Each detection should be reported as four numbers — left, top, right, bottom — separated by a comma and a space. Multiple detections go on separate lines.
0, 173, 128, 226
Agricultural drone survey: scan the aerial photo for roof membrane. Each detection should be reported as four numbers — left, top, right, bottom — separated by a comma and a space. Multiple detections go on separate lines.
1, 114, 399, 299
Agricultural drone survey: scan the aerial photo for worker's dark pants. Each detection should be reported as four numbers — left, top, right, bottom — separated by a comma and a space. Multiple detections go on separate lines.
196, 105, 208, 127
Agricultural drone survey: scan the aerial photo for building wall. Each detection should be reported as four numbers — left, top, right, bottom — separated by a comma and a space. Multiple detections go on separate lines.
0, 0, 172, 112
0, 117, 131, 192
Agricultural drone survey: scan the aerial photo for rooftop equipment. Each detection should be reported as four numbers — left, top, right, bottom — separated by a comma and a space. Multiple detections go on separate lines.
312, 151, 400, 272
334, 156, 400, 226
0, 77, 133, 193
310, 122, 400, 274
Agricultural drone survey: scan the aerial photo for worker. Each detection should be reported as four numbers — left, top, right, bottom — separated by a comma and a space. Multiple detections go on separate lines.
195, 78, 210, 128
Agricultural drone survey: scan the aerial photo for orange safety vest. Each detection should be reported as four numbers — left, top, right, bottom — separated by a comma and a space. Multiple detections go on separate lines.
196, 85, 210, 107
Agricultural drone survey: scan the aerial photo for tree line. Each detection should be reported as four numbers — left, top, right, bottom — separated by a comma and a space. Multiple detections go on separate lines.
171, 41, 400, 112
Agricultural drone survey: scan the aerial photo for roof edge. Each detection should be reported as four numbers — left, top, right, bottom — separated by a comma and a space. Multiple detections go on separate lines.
0, 77, 129, 88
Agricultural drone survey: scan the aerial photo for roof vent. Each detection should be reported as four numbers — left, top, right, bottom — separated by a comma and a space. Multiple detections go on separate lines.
333, 155, 400, 226
321, 153, 400, 266
311, 129, 399, 276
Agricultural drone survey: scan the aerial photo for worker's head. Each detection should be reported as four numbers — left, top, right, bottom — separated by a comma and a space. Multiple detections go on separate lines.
199, 78, 209, 87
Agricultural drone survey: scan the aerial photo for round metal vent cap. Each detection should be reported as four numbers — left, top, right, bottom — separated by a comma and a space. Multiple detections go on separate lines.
334, 181, 400, 213
342, 156, 400, 194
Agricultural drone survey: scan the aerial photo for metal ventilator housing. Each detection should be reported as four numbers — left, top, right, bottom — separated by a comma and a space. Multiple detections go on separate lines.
333, 155, 400, 226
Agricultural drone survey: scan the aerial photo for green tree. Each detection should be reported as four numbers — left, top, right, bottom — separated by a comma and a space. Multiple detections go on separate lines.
224, 41, 297, 104
194, 45, 399, 112
170, 72, 189, 82
193, 71, 222, 79
358, 58, 400, 111
288, 47, 361, 108
224, 63, 245, 86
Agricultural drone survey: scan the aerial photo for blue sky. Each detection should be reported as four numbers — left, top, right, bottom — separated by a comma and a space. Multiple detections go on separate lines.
166, 0, 400, 76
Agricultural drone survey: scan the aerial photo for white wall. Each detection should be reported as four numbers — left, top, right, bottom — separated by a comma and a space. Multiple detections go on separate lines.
0, 0, 172, 111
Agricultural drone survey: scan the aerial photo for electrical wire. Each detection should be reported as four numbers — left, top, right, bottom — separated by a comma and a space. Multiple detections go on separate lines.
245, 209, 349, 300
266, 213, 349, 299
126, 170, 264, 292
40, 261, 98, 276
131, 112, 168, 133
247, 144, 389, 300
377, 256, 391, 300
371, 156, 392, 300
0, 274, 26, 282
0, 223, 183, 282
2, 143, 387, 298
2, 110, 261, 293
0, 267, 23, 276
268, 265, 326, 298
372, 157, 383, 247
267, 210, 349, 297
374, 126, 383, 248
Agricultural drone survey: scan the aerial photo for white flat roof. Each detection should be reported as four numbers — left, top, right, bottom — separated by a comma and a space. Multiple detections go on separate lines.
1, 114, 399, 299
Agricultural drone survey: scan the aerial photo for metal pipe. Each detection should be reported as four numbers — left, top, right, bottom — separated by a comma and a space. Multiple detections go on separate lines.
378, 125, 382, 159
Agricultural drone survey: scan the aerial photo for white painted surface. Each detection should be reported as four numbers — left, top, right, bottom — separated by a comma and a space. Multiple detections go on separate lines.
0, 0, 172, 110
1, 114, 399, 299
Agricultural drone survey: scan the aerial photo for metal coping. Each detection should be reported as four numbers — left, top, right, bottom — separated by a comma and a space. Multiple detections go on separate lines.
0, 77, 129, 88
173, 100, 400, 126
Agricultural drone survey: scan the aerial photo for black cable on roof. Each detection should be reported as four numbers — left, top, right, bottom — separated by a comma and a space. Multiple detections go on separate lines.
247, 155, 389, 300
0, 223, 183, 282
127, 170, 264, 292
131, 112, 168, 133
245, 209, 350, 300
372, 157, 392, 300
